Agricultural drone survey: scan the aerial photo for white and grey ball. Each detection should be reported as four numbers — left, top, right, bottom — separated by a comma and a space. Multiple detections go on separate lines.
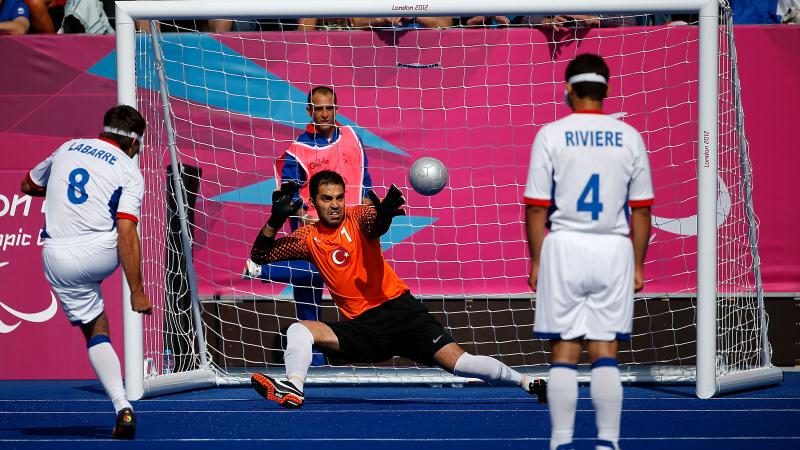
409, 157, 448, 196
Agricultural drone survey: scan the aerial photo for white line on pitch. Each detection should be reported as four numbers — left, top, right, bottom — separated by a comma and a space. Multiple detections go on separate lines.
1, 437, 799, 443
2, 408, 799, 414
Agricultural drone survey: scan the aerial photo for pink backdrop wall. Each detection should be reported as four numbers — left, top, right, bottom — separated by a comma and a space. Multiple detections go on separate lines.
0, 26, 797, 379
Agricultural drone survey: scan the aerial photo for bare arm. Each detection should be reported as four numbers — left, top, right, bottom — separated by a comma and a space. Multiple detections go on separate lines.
349, 17, 393, 28
0, 18, 30, 35
466, 16, 511, 26
21, 176, 46, 197
297, 18, 319, 31
630, 206, 652, 292
117, 219, 153, 314
24, 0, 54, 33
537, 15, 570, 31
525, 205, 548, 291
414, 16, 453, 28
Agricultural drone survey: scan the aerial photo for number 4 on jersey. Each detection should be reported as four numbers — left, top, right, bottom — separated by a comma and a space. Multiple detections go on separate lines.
577, 173, 603, 220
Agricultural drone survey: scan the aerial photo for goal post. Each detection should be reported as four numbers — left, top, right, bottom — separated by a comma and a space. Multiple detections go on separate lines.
114, 0, 782, 400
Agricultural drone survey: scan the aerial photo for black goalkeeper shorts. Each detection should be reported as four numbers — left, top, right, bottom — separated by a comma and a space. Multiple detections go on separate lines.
322, 292, 455, 366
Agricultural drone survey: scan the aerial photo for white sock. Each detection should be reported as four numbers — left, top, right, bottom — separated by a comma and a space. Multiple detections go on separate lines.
284, 322, 314, 392
591, 359, 622, 450
548, 365, 578, 450
452, 352, 523, 386
87, 337, 131, 414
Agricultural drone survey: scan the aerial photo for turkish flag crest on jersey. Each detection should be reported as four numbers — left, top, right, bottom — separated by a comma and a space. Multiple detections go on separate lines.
330, 246, 351, 267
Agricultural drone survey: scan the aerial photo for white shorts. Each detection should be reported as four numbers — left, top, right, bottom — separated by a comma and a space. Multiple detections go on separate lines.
42, 232, 119, 325
533, 230, 634, 341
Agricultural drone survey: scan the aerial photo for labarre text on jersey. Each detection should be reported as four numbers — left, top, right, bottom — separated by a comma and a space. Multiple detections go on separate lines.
68, 142, 118, 165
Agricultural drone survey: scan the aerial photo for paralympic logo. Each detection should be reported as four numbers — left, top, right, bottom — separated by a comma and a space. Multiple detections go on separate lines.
0, 261, 59, 334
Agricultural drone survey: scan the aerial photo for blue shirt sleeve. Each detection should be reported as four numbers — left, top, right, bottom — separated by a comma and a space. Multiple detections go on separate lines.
279, 153, 307, 231
279, 153, 307, 204
1, 0, 30, 22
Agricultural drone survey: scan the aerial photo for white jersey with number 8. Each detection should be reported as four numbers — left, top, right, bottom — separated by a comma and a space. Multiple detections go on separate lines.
27, 137, 144, 240
524, 112, 654, 235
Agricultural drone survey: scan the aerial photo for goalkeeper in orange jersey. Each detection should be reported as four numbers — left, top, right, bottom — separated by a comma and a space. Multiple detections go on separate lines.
249, 169, 546, 408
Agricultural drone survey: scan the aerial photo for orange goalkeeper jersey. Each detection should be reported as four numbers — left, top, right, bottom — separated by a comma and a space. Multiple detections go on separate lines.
252, 205, 409, 319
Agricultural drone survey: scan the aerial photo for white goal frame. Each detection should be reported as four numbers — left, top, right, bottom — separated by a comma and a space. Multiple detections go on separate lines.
115, 0, 782, 400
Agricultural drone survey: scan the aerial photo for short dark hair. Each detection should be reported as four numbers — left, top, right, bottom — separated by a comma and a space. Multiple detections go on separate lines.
100, 105, 146, 149
565, 53, 610, 101
306, 86, 338, 108
309, 170, 345, 199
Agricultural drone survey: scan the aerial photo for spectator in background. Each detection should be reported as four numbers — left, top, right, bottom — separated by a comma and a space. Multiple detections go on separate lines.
297, 17, 351, 31
23, 0, 54, 33
731, 0, 800, 24
59, 0, 113, 34
456, 16, 520, 27
0, 0, 31, 34
523, 14, 637, 31
349, 16, 452, 29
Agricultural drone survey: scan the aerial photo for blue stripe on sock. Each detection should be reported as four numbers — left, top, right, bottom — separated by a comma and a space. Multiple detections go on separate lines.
555, 443, 575, 450
591, 357, 619, 369
87, 334, 111, 349
551, 363, 578, 371
596, 439, 616, 449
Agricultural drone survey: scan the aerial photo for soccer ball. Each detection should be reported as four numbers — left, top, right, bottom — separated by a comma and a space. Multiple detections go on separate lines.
409, 157, 448, 196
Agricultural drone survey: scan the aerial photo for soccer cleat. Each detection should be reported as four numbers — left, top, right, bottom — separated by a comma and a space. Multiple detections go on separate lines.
241, 259, 261, 279
111, 407, 136, 439
251, 373, 304, 409
528, 378, 548, 403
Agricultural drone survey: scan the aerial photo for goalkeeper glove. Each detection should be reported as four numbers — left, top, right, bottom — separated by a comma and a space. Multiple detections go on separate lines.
267, 181, 303, 230
367, 184, 406, 225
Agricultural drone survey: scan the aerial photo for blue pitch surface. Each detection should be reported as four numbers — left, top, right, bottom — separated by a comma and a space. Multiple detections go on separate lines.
1, 373, 799, 450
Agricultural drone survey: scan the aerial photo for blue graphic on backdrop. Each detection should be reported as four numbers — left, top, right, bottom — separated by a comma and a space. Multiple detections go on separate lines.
88, 34, 406, 156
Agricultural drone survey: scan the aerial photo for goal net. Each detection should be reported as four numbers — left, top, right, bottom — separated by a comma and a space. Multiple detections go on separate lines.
119, 0, 781, 399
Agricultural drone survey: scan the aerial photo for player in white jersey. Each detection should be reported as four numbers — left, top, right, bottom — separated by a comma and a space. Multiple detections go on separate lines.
21, 105, 153, 440
524, 54, 653, 450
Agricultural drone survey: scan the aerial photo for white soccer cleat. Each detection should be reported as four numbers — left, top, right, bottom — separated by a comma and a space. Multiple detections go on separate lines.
241, 259, 261, 279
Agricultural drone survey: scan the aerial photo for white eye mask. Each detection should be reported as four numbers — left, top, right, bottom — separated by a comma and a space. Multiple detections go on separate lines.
103, 126, 143, 140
